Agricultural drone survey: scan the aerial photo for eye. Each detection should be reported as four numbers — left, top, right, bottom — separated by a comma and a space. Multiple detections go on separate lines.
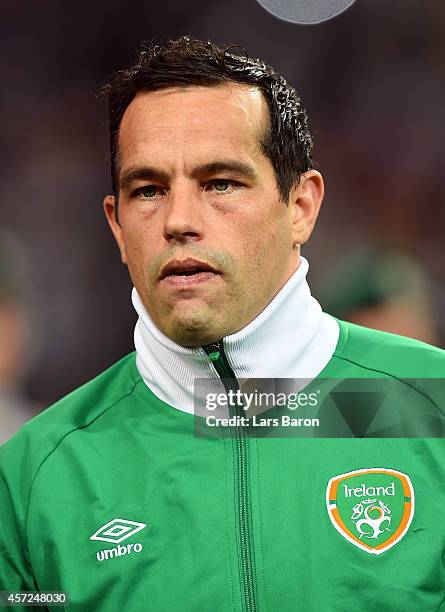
213, 179, 230, 192
134, 185, 163, 199
207, 179, 240, 193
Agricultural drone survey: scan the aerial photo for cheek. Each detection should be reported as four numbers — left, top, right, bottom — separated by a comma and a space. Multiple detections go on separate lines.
120, 225, 152, 281
241, 214, 290, 268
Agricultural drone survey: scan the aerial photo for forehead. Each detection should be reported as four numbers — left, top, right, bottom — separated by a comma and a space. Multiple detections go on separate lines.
118, 84, 270, 170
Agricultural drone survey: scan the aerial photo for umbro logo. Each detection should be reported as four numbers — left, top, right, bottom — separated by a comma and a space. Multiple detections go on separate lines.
90, 518, 147, 562
90, 518, 147, 544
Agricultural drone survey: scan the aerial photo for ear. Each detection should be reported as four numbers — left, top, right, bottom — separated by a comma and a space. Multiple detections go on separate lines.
103, 195, 127, 264
288, 170, 324, 247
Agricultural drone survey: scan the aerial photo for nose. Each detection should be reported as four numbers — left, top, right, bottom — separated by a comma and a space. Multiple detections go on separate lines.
163, 184, 204, 243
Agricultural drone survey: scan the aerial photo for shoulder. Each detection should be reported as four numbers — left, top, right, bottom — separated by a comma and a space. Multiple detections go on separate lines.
327, 320, 445, 436
333, 318, 445, 378
0, 352, 140, 478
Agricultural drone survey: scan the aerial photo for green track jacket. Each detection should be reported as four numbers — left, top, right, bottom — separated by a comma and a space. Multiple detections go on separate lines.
1, 319, 444, 611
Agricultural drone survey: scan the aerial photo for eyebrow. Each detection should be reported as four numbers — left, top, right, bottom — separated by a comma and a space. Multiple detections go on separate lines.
119, 166, 170, 193
118, 160, 258, 193
191, 161, 258, 182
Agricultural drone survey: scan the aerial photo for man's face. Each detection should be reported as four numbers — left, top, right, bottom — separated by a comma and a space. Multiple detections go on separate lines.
104, 84, 322, 347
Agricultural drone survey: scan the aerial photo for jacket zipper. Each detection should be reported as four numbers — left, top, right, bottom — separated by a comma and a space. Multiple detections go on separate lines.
202, 341, 257, 612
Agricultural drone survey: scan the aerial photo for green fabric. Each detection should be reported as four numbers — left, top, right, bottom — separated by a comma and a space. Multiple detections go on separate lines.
0, 320, 444, 611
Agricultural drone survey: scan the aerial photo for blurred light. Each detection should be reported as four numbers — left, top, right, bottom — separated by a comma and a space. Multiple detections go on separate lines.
255, 0, 357, 24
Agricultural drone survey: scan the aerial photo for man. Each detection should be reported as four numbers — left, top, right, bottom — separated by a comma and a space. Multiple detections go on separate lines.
0, 37, 444, 611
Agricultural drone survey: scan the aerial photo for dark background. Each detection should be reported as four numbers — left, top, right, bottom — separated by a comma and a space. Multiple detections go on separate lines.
1, 0, 444, 408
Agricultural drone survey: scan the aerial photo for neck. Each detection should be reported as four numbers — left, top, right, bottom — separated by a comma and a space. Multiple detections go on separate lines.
132, 257, 339, 414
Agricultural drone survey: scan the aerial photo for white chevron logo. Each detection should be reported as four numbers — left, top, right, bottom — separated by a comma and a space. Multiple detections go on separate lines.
90, 518, 147, 544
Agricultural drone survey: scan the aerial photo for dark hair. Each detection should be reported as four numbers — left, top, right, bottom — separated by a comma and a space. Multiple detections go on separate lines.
101, 36, 314, 204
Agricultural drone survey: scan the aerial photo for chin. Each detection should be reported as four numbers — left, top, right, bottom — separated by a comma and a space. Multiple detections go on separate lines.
167, 313, 226, 348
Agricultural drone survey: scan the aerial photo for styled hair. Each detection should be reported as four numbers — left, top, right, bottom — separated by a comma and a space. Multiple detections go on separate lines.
100, 36, 314, 203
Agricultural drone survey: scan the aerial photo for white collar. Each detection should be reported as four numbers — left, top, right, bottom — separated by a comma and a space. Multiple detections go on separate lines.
133, 257, 339, 414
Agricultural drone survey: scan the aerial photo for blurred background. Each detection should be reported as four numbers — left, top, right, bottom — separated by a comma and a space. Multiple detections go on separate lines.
1, 0, 444, 439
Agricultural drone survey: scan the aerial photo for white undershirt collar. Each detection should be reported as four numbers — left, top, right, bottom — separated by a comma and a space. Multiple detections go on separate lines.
133, 257, 339, 414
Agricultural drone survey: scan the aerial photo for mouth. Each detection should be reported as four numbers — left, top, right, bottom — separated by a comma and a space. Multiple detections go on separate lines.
158, 258, 222, 286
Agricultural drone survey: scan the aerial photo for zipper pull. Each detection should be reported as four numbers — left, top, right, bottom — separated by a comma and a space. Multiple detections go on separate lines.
202, 341, 222, 362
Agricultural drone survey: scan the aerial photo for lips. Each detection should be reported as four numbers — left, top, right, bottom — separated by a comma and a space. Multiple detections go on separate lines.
159, 258, 220, 280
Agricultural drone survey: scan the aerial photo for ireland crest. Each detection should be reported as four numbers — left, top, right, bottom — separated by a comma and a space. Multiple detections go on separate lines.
326, 468, 414, 555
